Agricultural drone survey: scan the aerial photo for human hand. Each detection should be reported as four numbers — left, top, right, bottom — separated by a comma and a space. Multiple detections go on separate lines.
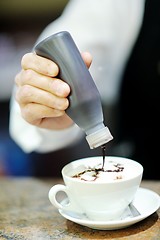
15, 52, 92, 130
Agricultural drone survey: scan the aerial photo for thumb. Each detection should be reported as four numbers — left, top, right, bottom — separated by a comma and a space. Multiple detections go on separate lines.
81, 52, 92, 69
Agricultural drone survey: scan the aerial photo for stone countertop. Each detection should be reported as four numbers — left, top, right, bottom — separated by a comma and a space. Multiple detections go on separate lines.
0, 178, 159, 240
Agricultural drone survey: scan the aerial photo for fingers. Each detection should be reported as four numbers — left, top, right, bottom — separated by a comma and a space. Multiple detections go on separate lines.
20, 102, 72, 130
16, 84, 69, 111
21, 52, 92, 74
14, 51, 93, 130
20, 102, 65, 125
15, 69, 70, 98
14, 52, 72, 130
21, 53, 59, 77
81, 52, 92, 68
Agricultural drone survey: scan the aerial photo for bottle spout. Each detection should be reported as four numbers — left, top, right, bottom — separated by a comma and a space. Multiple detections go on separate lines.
86, 126, 113, 149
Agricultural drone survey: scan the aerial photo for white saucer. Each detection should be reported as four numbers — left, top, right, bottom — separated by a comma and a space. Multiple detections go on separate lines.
59, 188, 160, 230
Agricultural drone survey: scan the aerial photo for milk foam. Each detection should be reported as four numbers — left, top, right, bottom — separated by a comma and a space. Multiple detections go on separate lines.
72, 160, 133, 182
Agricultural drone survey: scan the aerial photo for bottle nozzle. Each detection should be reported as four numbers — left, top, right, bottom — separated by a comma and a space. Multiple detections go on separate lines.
86, 126, 113, 149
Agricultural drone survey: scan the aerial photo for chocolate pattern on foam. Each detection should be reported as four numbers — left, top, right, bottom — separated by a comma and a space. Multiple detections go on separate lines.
72, 163, 124, 182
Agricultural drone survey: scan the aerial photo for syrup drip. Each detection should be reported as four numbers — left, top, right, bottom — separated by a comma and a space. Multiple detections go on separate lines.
101, 144, 106, 170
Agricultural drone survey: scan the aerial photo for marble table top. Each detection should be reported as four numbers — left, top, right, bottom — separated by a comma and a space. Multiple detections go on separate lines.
0, 178, 159, 240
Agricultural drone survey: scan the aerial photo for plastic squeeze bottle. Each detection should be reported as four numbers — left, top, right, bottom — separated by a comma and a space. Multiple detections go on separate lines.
34, 31, 113, 149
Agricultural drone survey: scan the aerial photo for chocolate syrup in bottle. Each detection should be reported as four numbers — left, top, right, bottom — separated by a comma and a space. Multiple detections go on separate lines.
34, 31, 113, 149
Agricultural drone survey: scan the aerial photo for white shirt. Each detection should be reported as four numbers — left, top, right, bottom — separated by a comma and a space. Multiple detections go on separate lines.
9, 0, 145, 153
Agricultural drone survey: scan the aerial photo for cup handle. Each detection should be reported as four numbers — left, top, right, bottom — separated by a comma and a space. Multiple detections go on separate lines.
48, 184, 81, 213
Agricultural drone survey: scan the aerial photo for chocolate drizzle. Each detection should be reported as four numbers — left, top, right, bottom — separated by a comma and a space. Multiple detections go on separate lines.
101, 144, 106, 170
72, 163, 124, 181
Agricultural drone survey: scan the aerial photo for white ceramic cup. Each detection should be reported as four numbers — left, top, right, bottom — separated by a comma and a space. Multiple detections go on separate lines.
48, 156, 143, 221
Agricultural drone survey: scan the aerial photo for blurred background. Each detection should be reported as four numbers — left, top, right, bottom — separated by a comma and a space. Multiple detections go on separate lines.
0, 0, 105, 177
1, 1, 158, 180
0, 0, 70, 176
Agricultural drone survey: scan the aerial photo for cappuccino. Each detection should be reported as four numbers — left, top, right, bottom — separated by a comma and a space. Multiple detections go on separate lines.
49, 156, 143, 221
72, 158, 137, 182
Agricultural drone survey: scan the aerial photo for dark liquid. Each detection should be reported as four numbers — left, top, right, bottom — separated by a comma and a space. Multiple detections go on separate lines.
101, 144, 106, 170
72, 162, 124, 181
72, 144, 124, 181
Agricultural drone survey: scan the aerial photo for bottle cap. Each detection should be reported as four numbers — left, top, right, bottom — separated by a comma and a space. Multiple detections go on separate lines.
86, 126, 113, 149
